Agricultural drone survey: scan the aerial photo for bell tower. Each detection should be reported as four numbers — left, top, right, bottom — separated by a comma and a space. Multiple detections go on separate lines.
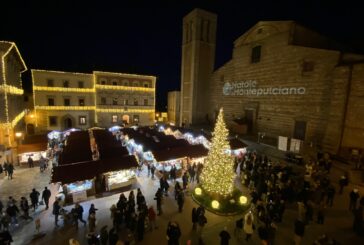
180, 9, 217, 126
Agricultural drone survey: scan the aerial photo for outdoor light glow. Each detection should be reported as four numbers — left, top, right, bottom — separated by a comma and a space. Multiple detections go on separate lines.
33, 86, 94, 93
0, 85, 24, 95
239, 196, 248, 204
211, 200, 220, 209
195, 187, 202, 195
200, 108, 236, 197
15, 132, 22, 138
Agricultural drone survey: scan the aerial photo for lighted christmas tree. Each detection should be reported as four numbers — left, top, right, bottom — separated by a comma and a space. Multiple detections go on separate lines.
200, 108, 236, 198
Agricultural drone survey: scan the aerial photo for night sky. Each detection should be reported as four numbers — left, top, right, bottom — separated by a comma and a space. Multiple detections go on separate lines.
1, 1, 363, 111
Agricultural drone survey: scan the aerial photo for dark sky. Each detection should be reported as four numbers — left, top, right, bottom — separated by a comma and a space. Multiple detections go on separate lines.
1, 1, 363, 111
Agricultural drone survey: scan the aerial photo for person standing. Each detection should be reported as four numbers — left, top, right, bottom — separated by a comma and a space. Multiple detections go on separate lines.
88, 213, 96, 232
326, 185, 335, 207
99, 225, 109, 245
154, 188, 163, 215
88, 204, 98, 216
28, 156, 34, 168
6, 203, 19, 226
30, 188, 40, 211
53, 199, 61, 227
182, 172, 189, 190
317, 202, 326, 224
197, 211, 207, 243
192, 207, 198, 231
166, 221, 181, 245
294, 219, 305, 245
42, 187, 51, 210
20, 197, 31, 220
243, 211, 254, 242
219, 227, 231, 245
148, 205, 158, 230
349, 189, 360, 210
7, 164, 14, 180
136, 212, 145, 241
177, 191, 184, 213
151, 164, 156, 179
339, 175, 348, 194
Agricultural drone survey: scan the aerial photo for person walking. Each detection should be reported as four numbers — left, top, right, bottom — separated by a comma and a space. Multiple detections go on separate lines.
182, 172, 189, 190
75, 203, 86, 227
7, 164, 14, 180
88, 213, 96, 232
136, 213, 145, 241
219, 226, 231, 245
30, 188, 40, 211
197, 211, 207, 243
339, 175, 348, 194
88, 204, 98, 216
192, 207, 198, 231
99, 225, 109, 245
177, 191, 184, 213
243, 211, 254, 242
42, 187, 51, 210
326, 185, 335, 207
349, 189, 360, 210
6, 203, 19, 226
53, 199, 61, 227
154, 188, 163, 215
151, 164, 156, 179
148, 205, 158, 230
28, 156, 34, 168
317, 202, 326, 224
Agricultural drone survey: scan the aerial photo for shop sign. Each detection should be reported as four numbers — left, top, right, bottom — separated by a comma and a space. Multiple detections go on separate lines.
223, 80, 306, 96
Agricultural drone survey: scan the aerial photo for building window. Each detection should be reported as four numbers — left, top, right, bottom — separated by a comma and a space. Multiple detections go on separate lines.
64, 98, 70, 106
112, 81, 117, 86
101, 81, 106, 85
144, 99, 148, 106
134, 98, 138, 106
143, 83, 149, 88
251, 45, 261, 63
63, 80, 69, 88
112, 98, 118, 105
101, 97, 106, 105
302, 61, 315, 73
133, 115, 139, 123
79, 116, 86, 125
112, 115, 118, 123
47, 79, 54, 87
78, 81, 84, 88
123, 80, 129, 86
49, 116, 57, 126
133, 81, 139, 87
124, 99, 128, 105
48, 98, 54, 106
79, 98, 85, 106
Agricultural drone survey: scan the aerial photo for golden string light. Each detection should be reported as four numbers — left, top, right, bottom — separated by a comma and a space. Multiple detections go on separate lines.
0, 84, 24, 95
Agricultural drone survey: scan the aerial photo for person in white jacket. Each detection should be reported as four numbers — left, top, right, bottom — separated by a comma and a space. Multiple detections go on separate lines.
244, 211, 255, 241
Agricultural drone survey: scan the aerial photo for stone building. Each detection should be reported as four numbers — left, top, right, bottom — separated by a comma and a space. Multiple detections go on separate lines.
32, 70, 156, 133
167, 91, 180, 125
0, 41, 27, 163
180, 9, 364, 156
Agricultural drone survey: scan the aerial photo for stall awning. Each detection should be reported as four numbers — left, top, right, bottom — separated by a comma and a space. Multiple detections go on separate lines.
152, 144, 208, 162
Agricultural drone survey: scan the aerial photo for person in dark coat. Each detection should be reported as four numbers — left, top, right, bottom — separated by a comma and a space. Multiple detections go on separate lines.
99, 225, 108, 245
177, 191, 184, 213
53, 199, 61, 227
6, 203, 19, 226
20, 197, 31, 220
326, 185, 335, 207
42, 187, 51, 210
339, 175, 348, 194
28, 156, 34, 168
75, 203, 86, 227
108, 227, 118, 245
349, 189, 360, 210
154, 188, 163, 215
29, 188, 40, 211
294, 219, 305, 245
219, 227, 231, 245
6, 164, 14, 180
0, 230, 13, 244
192, 207, 198, 230
167, 221, 181, 245
136, 213, 145, 241
88, 204, 98, 216
182, 172, 188, 190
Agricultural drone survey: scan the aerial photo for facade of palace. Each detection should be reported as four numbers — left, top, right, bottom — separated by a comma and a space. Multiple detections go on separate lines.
180, 9, 364, 156
0, 41, 27, 163
167, 91, 181, 125
32, 70, 156, 133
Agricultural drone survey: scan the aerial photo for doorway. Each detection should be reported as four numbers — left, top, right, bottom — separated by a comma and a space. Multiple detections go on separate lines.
245, 109, 255, 133
26, 124, 35, 135
64, 117, 73, 129
293, 121, 307, 140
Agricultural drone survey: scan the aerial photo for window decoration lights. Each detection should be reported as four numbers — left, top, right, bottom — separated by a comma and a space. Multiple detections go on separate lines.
95, 84, 155, 92
33, 86, 94, 93
200, 108, 236, 197
0, 85, 24, 95
34, 106, 96, 111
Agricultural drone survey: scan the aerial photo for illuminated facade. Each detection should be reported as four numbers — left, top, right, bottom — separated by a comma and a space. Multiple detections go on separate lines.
32, 70, 156, 133
181, 9, 364, 156
167, 91, 180, 125
0, 41, 27, 156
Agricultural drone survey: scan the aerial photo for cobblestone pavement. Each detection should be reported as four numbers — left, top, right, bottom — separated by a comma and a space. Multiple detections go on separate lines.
1, 147, 364, 245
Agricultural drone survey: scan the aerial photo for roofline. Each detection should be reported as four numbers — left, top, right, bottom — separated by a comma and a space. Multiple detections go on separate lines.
0, 41, 27, 72
31, 69, 92, 76
93, 71, 157, 79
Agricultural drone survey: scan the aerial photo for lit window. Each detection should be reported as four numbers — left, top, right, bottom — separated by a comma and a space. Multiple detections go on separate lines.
134, 98, 138, 106
79, 98, 85, 106
49, 116, 57, 126
78, 81, 84, 88
47, 79, 54, 87
63, 80, 69, 88
251, 45, 261, 63
79, 116, 86, 125
112, 115, 118, 123
133, 115, 139, 123
48, 98, 55, 106
113, 98, 118, 105
64, 98, 70, 106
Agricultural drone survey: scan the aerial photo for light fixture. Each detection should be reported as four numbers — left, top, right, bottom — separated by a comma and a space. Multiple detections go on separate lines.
211, 200, 220, 209
15, 132, 22, 138
239, 196, 248, 205
194, 187, 202, 196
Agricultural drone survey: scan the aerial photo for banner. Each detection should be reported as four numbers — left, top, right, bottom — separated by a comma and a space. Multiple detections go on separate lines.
278, 136, 288, 151
290, 139, 301, 153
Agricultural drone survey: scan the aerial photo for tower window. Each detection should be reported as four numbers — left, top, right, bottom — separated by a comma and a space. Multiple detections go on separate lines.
79, 98, 85, 106
64, 98, 70, 106
251, 45, 261, 63
79, 116, 86, 125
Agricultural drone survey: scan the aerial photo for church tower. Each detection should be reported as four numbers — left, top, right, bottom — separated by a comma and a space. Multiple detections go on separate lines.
180, 9, 217, 126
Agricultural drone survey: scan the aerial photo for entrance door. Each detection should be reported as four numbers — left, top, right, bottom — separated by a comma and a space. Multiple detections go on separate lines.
245, 109, 254, 133
26, 124, 35, 135
64, 118, 73, 129
293, 121, 306, 140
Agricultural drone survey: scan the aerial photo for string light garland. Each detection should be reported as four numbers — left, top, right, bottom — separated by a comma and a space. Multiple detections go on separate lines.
33, 86, 94, 93
200, 108, 236, 198
34, 106, 96, 111
95, 84, 155, 92
0, 85, 24, 95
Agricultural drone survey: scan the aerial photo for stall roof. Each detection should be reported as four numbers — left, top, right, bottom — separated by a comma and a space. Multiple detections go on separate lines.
152, 144, 208, 162
59, 131, 92, 165
229, 138, 248, 150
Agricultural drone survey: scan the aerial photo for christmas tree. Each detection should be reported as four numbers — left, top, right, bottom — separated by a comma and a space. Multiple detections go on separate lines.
200, 108, 236, 197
